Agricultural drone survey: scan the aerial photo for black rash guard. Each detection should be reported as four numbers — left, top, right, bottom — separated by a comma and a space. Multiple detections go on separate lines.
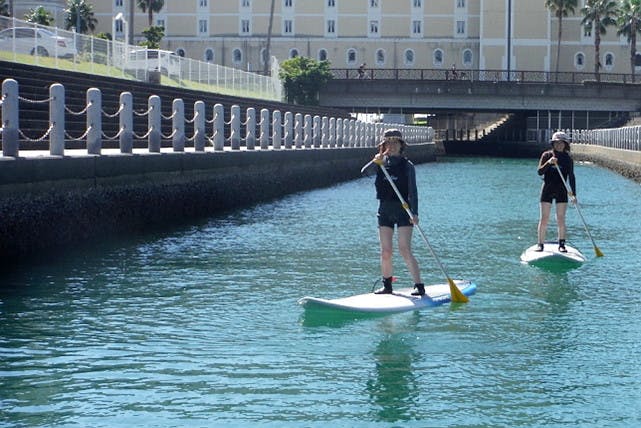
374, 156, 418, 215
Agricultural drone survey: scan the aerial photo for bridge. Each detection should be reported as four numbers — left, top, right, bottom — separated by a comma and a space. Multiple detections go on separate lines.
320, 68, 641, 114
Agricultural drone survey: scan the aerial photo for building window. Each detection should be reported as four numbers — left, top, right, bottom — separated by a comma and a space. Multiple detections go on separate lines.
412, 20, 422, 35
328, 0, 335, 6
370, 0, 379, 7
604, 52, 614, 70
457, 0, 465, 7
635, 52, 641, 67
205, 48, 214, 62
233, 48, 242, 64
433, 49, 443, 66
376, 49, 385, 65
404, 49, 415, 65
347, 48, 357, 64
575, 52, 585, 70
413, 0, 421, 7
115, 0, 123, 7
463, 49, 472, 66
284, 20, 293, 33
290, 48, 299, 58
176, 48, 185, 57
285, 0, 293, 6
199, 20, 208, 34
242, 0, 250, 7
115, 20, 123, 33
199, 0, 207, 6
456, 20, 465, 35
318, 49, 328, 61
327, 20, 335, 34
241, 19, 250, 34
369, 20, 379, 35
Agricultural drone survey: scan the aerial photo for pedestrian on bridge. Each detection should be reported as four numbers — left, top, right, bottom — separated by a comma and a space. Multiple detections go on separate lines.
535, 131, 576, 253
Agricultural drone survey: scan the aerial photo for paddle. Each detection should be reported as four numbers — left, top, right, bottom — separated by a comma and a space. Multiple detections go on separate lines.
373, 158, 469, 303
554, 163, 604, 257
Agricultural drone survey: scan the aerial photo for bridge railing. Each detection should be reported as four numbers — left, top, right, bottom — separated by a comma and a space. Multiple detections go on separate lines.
331, 68, 639, 85
0, 78, 434, 157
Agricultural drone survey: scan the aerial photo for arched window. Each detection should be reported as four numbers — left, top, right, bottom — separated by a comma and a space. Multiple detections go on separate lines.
575, 52, 585, 70
347, 48, 357, 65
233, 48, 242, 64
205, 48, 214, 62
318, 49, 328, 62
376, 49, 385, 65
289, 48, 299, 58
176, 48, 185, 57
462, 49, 473, 66
635, 52, 641, 67
604, 52, 615, 70
404, 49, 415, 66
260, 48, 267, 64
433, 49, 443, 66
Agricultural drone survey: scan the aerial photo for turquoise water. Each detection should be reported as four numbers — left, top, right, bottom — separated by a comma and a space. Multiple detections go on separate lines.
2, 157, 641, 427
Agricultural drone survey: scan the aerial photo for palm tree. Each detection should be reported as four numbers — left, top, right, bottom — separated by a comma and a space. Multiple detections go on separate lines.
24, 6, 54, 26
617, 0, 641, 81
137, 0, 164, 27
581, 0, 618, 82
64, 0, 97, 34
545, 0, 578, 80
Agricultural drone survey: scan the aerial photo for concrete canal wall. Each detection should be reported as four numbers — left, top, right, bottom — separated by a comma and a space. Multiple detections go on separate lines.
0, 144, 436, 262
572, 144, 641, 183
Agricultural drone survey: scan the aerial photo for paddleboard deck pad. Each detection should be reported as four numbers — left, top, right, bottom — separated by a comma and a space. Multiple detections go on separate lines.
298, 280, 476, 314
520, 242, 586, 267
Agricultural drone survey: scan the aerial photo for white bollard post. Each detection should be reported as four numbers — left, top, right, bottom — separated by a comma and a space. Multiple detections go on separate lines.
172, 98, 185, 152
312, 115, 321, 148
259, 108, 269, 149
272, 110, 282, 149
194, 101, 205, 151
213, 103, 225, 151
342, 119, 349, 148
245, 107, 256, 150
284, 112, 293, 149
304, 114, 312, 148
2, 79, 19, 156
49, 83, 65, 156
148, 95, 161, 153
86, 88, 102, 155
328, 117, 336, 148
294, 113, 303, 149
119, 92, 133, 153
336, 118, 343, 148
321, 116, 329, 148
230, 104, 240, 150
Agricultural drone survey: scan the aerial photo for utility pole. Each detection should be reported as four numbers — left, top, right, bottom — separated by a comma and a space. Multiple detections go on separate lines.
264, 0, 275, 75
128, 0, 135, 45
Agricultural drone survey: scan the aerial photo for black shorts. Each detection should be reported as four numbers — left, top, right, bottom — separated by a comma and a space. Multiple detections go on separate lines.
377, 200, 413, 228
540, 185, 568, 203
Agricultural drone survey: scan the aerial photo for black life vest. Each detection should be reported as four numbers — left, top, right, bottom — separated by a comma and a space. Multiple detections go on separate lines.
375, 157, 409, 201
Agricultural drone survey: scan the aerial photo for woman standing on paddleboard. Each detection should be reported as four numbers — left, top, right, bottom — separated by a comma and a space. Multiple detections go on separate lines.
366, 129, 425, 296
536, 131, 577, 253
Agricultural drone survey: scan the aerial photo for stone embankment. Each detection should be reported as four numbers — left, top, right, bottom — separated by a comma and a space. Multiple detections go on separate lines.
572, 144, 641, 183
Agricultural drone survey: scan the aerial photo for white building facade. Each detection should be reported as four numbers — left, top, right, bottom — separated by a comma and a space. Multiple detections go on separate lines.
17, 0, 636, 76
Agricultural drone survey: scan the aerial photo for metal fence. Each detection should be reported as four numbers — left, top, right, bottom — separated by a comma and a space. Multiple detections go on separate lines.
0, 16, 282, 102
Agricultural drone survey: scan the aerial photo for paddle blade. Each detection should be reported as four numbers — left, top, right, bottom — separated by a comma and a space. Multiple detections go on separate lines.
448, 278, 469, 303
594, 246, 604, 257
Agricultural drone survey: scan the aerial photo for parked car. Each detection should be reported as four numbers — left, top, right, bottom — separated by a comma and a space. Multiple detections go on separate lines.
0, 27, 77, 59
126, 48, 181, 77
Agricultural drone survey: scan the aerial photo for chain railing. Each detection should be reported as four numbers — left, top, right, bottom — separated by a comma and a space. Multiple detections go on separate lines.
0, 78, 434, 158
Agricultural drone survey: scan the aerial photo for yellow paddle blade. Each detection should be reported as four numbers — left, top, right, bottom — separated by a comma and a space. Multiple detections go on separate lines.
448, 278, 469, 303
595, 246, 604, 257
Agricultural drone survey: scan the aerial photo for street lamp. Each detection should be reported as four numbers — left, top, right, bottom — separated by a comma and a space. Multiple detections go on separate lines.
113, 12, 129, 47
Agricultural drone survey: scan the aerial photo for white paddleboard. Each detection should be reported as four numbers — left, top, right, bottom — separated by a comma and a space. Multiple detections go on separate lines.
298, 280, 476, 314
520, 242, 586, 267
